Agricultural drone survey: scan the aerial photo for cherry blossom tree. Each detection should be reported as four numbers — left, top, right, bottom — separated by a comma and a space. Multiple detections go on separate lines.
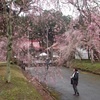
56, 0, 100, 64
0, 0, 100, 82
0, 0, 36, 83
28, 10, 69, 47
0, 0, 63, 82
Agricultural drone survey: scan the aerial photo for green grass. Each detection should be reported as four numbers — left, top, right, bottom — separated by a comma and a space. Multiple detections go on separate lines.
72, 60, 100, 74
0, 63, 43, 100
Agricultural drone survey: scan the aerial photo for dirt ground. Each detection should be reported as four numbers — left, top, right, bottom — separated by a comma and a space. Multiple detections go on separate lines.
22, 70, 55, 100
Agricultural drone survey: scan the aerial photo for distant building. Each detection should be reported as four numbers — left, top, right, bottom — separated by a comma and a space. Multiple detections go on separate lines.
75, 48, 88, 59
47, 43, 89, 60
19, 39, 41, 50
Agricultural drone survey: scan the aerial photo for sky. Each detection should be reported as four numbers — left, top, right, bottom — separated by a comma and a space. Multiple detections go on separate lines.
39, 0, 79, 18
17, 0, 79, 18
60, 4, 78, 17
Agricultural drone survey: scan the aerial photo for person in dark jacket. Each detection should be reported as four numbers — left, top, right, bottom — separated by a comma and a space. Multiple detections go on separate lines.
70, 68, 79, 96
45, 58, 50, 70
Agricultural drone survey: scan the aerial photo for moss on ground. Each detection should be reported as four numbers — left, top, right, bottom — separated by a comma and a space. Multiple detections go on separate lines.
0, 63, 43, 100
72, 60, 100, 75
48, 87, 60, 100
41, 82, 60, 100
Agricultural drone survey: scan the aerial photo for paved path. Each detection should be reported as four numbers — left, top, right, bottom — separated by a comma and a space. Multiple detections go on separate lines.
26, 67, 100, 100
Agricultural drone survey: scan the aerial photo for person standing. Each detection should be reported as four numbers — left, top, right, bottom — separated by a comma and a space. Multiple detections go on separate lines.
70, 68, 79, 96
45, 58, 50, 70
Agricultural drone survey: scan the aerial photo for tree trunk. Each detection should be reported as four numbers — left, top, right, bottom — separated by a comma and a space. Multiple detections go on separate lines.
6, 15, 12, 83
87, 46, 90, 60
93, 49, 100, 62
90, 49, 94, 63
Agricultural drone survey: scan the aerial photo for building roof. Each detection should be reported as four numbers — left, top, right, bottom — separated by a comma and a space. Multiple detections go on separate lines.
19, 38, 41, 50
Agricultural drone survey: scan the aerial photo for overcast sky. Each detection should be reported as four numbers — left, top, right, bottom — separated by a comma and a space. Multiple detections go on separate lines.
61, 4, 78, 17
39, 0, 79, 18
18, 0, 79, 18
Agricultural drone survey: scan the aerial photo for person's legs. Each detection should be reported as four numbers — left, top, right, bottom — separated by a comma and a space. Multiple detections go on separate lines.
47, 64, 49, 70
73, 84, 79, 95
73, 84, 76, 95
